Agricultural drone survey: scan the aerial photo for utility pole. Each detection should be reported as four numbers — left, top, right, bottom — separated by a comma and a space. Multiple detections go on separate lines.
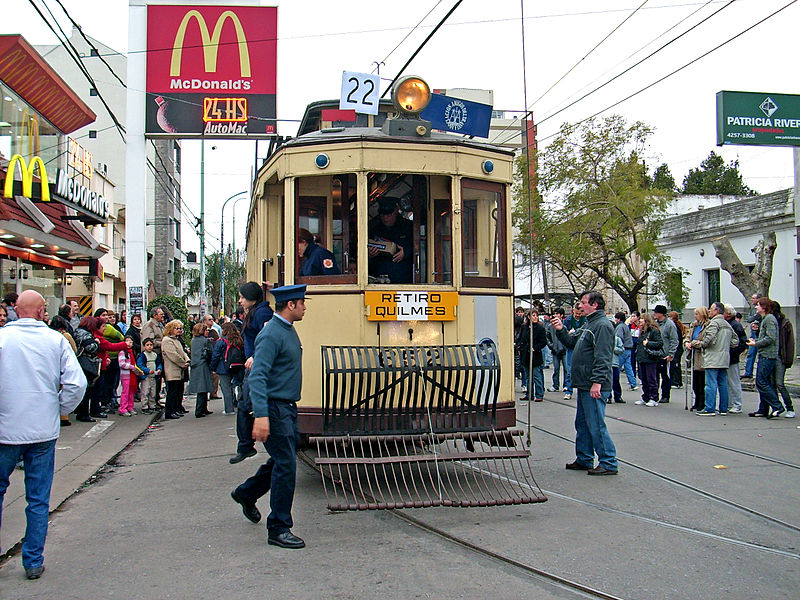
220, 191, 247, 316
199, 139, 206, 316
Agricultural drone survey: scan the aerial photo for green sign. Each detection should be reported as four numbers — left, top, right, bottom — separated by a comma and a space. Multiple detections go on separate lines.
717, 91, 800, 147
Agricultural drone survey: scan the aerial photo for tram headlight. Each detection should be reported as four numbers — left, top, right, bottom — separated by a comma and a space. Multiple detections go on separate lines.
391, 76, 431, 117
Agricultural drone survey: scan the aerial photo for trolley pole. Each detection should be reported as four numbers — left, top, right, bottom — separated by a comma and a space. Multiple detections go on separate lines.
220, 191, 247, 316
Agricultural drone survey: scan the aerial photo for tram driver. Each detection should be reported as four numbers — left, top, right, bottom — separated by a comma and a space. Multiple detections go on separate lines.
367, 197, 413, 284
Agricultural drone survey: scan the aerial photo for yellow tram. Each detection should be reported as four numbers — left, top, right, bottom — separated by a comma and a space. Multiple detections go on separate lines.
245, 77, 545, 509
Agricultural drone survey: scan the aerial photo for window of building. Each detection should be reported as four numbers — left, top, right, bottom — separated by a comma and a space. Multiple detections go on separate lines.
0, 83, 61, 168
461, 179, 507, 288
704, 268, 720, 306
173, 142, 181, 174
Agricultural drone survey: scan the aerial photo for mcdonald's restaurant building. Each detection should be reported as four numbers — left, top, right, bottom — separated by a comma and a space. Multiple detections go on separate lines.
0, 34, 112, 318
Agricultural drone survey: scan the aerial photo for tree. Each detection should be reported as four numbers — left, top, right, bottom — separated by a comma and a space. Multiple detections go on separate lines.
650, 265, 690, 312
516, 115, 673, 313
682, 151, 756, 195
711, 232, 776, 302
183, 248, 247, 315
650, 163, 676, 192
147, 295, 191, 344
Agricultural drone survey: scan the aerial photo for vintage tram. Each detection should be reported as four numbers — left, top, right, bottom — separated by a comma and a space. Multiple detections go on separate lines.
244, 77, 545, 510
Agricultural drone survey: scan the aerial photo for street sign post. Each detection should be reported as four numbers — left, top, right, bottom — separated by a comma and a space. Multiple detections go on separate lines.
717, 91, 800, 147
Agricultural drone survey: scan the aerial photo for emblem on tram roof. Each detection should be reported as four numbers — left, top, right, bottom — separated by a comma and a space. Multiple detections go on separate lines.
444, 99, 468, 131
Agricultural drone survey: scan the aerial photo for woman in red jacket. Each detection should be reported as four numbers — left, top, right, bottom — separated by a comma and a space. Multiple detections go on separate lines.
82, 316, 131, 419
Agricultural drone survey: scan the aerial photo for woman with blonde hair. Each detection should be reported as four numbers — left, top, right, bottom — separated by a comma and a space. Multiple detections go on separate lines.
684, 306, 710, 411
635, 313, 663, 407
161, 319, 190, 420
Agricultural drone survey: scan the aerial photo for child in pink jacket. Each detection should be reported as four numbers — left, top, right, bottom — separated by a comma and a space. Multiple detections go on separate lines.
118, 336, 139, 416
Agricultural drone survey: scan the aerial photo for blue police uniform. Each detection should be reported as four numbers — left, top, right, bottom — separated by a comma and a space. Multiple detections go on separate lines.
299, 241, 340, 276
233, 285, 306, 541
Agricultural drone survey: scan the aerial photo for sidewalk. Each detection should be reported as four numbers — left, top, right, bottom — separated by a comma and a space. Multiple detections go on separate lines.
0, 412, 156, 560
740, 361, 800, 395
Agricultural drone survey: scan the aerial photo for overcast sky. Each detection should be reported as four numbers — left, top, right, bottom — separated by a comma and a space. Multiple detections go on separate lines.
3, 0, 798, 256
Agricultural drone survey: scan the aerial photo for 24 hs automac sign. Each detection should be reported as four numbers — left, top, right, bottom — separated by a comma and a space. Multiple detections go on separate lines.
145, 5, 277, 138
717, 91, 800, 147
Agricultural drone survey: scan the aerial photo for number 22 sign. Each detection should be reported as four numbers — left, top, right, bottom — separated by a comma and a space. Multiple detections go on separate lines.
340, 71, 380, 115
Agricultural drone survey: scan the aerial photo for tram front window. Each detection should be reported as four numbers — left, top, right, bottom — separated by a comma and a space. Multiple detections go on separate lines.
367, 173, 452, 285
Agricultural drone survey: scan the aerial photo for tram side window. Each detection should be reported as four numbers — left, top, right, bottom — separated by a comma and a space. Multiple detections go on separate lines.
296, 174, 357, 283
367, 173, 452, 285
461, 179, 507, 288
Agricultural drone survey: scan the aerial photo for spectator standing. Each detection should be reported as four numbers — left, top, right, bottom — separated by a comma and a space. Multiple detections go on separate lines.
610, 332, 625, 403
773, 302, 795, 418
233, 307, 245, 332
742, 293, 761, 379
0, 305, 7, 327
561, 303, 586, 400
553, 291, 617, 475
128, 313, 143, 355
0, 290, 87, 579
723, 303, 748, 414
141, 307, 166, 403
518, 310, 547, 402
136, 338, 162, 414
230, 282, 274, 464
3, 292, 18, 322
118, 310, 128, 335
747, 297, 784, 418
684, 307, 709, 411
187, 323, 214, 418
614, 312, 637, 391
57, 304, 75, 335
161, 320, 190, 420
68, 299, 81, 331
653, 305, 678, 404
628, 311, 641, 381
668, 311, 687, 388
204, 313, 222, 338
117, 336, 139, 416
690, 302, 736, 416
634, 313, 663, 407
210, 323, 245, 415
49, 316, 78, 427
546, 307, 567, 392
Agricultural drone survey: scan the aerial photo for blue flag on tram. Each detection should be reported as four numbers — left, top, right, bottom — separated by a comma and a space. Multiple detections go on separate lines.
421, 93, 492, 138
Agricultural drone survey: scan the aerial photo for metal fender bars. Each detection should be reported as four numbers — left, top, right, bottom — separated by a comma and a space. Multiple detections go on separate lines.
310, 343, 547, 510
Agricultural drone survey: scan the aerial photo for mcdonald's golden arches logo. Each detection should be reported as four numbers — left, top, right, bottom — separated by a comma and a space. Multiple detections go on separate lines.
170, 10, 251, 78
3, 154, 50, 202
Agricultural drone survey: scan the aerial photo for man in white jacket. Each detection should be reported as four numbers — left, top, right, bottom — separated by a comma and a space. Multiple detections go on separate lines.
0, 290, 87, 580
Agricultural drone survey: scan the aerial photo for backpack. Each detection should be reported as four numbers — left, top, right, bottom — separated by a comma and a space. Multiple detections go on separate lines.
224, 341, 245, 373
778, 317, 795, 367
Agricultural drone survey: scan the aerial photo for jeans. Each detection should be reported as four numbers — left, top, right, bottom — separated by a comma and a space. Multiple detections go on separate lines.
530, 365, 544, 399
774, 361, 793, 411
755, 357, 782, 412
744, 329, 757, 376
520, 364, 529, 392
236, 371, 256, 455
0, 439, 57, 568
551, 352, 565, 389
542, 346, 552, 368
235, 401, 299, 535
219, 373, 237, 414
620, 349, 637, 387
574, 390, 617, 471
727, 363, 743, 411
704, 368, 729, 412
564, 349, 573, 393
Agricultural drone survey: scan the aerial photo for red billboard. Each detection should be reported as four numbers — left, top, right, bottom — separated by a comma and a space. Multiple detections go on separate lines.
145, 4, 277, 137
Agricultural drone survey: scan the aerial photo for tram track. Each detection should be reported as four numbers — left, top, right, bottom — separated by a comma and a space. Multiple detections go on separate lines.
542, 397, 800, 470
297, 451, 625, 600
518, 416, 800, 535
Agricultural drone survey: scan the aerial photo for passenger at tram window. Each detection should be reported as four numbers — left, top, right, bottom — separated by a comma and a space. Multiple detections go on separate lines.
297, 228, 340, 276
368, 197, 413, 284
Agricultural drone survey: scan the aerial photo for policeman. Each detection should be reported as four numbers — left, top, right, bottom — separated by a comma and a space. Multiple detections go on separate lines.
230, 284, 307, 549
368, 197, 413, 283
297, 228, 340, 276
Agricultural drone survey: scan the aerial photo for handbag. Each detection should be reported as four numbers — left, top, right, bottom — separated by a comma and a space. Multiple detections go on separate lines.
644, 334, 666, 360
78, 353, 101, 383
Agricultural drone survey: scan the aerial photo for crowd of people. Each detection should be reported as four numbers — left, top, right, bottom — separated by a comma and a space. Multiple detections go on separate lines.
514, 295, 795, 419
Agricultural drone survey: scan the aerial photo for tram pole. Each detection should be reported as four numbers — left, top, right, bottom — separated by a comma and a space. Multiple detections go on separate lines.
220, 191, 247, 316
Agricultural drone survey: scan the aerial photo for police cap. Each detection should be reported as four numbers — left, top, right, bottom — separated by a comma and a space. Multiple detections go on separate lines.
271, 284, 307, 304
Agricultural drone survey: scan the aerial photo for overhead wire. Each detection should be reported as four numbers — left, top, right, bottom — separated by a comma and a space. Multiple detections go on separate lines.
536, 0, 799, 144
373, 0, 445, 73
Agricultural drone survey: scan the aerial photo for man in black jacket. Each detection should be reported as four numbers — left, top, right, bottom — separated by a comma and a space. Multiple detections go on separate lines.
723, 303, 748, 414
553, 291, 618, 475
518, 310, 548, 401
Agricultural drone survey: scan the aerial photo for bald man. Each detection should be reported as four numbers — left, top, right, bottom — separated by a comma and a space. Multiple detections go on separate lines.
0, 290, 87, 580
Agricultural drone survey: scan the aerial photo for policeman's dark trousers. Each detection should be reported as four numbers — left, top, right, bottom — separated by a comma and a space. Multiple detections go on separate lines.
235, 401, 298, 535
236, 372, 256, 455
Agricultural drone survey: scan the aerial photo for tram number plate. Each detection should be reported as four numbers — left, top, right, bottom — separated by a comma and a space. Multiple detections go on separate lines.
340, 71, 380, 115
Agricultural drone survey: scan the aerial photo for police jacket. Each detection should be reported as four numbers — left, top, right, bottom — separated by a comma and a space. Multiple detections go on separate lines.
555, 310, 614, 391
299, 241, 340, 276
250, 316, 303, 415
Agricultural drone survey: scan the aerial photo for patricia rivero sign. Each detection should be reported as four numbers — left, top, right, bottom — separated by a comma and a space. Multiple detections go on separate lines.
145, 5, 277, 138
717, 91, 800, 147
365, 291, 458, 321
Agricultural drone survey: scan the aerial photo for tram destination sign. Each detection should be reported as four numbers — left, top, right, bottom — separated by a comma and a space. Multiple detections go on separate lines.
717, 91, 800, 147
365, 291, 458, 321
145, 5, 277, 138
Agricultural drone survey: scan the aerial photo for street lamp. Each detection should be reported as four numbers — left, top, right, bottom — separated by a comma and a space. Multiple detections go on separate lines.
220, 190, 248, 315
232, 195, 248, 260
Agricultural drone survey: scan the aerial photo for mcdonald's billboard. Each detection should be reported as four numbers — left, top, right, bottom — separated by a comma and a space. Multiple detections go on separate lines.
145, 5, 277, 137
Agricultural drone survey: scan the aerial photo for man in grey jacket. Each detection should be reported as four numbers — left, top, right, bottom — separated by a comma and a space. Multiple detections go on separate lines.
653, 305, 678, 403
690, 302, 737, 415
553, 291, 618, 475
0, 291, 87, 580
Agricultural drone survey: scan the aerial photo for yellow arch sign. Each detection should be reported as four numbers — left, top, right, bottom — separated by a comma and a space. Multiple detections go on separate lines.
170, 10, 251, 78
3, 154, 50, 202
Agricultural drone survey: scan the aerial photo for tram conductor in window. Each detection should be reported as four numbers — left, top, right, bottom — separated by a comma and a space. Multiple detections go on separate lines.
297, 228, 340, 277
368, 197, 413, 284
